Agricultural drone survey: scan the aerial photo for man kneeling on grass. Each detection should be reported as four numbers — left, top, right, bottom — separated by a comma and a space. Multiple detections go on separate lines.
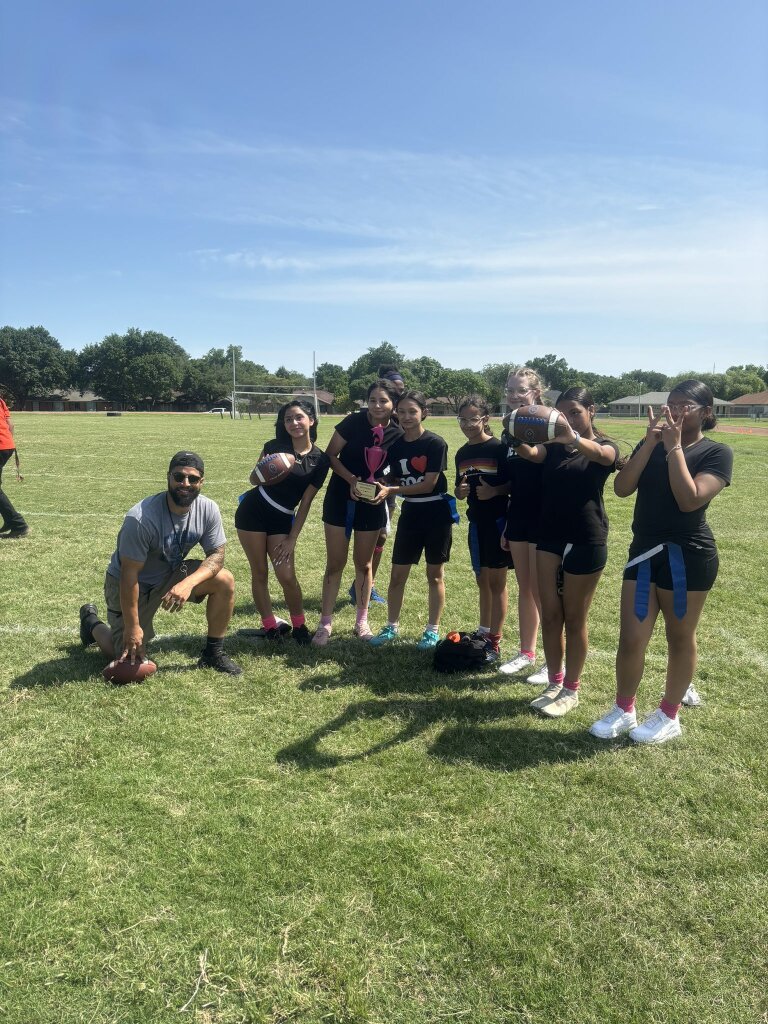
79, 451, 242, 677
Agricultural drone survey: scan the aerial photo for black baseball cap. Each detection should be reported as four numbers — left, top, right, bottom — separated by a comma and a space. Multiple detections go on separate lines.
168, 451, 205, 474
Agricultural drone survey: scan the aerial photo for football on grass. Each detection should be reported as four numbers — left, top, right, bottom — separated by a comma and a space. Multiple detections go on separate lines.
102, 659, 157, 684
253, 451, 295, 486
509, 405, 569, 444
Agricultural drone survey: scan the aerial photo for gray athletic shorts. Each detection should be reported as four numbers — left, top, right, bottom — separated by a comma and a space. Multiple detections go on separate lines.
104, 559, 204, 653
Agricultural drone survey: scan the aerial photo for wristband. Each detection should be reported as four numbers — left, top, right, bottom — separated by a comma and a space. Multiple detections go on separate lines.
665, 444, 682, 461
572, 431, 581, 445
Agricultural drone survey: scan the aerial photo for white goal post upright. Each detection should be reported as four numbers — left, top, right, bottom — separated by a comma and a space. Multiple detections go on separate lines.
227, 346, 322, 420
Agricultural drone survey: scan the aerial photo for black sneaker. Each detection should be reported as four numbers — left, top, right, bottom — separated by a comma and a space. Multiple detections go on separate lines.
264, 626, 289, 641
0, 526, 29, 539
79, 603, 99, 647
292, 624, 312, 645
197, 650, 243, 675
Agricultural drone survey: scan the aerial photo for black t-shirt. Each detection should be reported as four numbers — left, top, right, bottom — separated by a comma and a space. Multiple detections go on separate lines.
630, 437, 733, 554
254, 438, 330, 509
388, 429, 448, 497
327, 411, 403, 499
501, 424, 543, 523
455, 437, 509, 523
539, 441, 618, 545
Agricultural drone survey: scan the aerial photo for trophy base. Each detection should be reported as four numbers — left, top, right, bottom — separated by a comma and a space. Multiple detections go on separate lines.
356, 481, 378, 502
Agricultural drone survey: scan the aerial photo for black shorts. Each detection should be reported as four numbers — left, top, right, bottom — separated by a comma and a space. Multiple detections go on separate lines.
235, 488, 293, 536
392, 503, 453, 565
623, 543, 719, 592
537, 539, 608, 575
322, 484, 387, 533
504, 508, 539, 545
468, 518, 514, 573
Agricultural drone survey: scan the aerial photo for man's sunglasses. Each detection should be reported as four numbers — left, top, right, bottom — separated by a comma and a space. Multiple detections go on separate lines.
171, 471, 202, 484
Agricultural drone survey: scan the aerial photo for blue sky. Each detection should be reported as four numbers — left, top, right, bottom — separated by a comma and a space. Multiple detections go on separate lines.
2, 0, 766, 376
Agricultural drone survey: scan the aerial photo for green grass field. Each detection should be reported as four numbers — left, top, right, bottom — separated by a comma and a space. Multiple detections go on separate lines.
1, 413, 766, 1024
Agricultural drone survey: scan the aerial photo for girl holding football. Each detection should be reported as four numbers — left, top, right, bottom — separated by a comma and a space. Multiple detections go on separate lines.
454, 395, 513, 661
313, 379, 403, 645
516, 387, 619, 717
236, 401, 329, 643
590, 381, 733, 744
498, 367, 547, 681
368, 390, 454, 649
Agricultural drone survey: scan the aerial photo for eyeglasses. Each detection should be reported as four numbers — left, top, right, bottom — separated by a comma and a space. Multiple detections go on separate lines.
504, 387, 532, 396
666, 403, 702, 415
457, 416, 484, 427
171, 471, 202, 484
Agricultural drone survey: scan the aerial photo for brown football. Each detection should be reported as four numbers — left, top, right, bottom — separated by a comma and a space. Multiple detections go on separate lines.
102, 658, 158, 684
253, 451, 296, 486
509, 404, 569, 444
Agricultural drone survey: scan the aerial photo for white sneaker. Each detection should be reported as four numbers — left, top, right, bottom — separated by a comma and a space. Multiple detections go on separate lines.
630, 708, 682, 745
525, 665, 550, 685
498, 651, 535, 676
681, 685, 703, 707
589, 704, 637, 739
529, 683, 562, 711
539, 688, 579, 718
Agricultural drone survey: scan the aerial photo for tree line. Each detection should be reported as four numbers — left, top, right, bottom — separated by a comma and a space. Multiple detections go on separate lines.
1, 325, 766, 412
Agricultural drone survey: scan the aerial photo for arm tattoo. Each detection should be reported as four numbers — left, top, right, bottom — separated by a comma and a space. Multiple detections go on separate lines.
200, 544, 225, 577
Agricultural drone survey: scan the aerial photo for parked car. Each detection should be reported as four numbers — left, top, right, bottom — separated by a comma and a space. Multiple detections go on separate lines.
208, 407, 228, 414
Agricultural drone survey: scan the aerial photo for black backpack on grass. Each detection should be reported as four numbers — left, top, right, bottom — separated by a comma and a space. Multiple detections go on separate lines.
433, 632, 493, 674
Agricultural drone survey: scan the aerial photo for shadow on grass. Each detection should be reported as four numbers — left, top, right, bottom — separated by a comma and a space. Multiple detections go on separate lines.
277, 694, 598, 772
10, 634, 220, 689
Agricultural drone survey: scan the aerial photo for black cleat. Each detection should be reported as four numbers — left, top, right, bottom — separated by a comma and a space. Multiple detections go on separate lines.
197, 650, 243, 675
0, 526, 29, 539
292, 624, 312, 645
79, 603, 99, 647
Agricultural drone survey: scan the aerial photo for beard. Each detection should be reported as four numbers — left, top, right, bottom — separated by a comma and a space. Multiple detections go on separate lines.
168, 484, 198, 508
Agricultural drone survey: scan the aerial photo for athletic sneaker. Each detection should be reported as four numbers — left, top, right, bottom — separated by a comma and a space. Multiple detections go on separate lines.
79, 603, 98, 647
681, 685, 703, 707
589, 704, 638, 739
292, 624, 312, 645
529, 683, 562, 711
525, 666, 550, 685
264, 626, 288, 641
482, 638, 500, 664
348, 583, 386, 606
370, 624, 398, 646
0, 526, 29, 539
498, 651, 535, 676
629, 708, 682, 745
197, 650, 243, 675
311, 624, 332, 647
416, 628, 440, 650
538, 688, 579, 718
354, 621, 374, 641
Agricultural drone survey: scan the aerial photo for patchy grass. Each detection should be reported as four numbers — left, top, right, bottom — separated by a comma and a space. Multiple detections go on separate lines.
0, 413, 766, 1024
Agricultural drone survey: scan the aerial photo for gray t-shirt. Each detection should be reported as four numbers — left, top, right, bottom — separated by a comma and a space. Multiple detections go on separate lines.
106, 492, 226, 587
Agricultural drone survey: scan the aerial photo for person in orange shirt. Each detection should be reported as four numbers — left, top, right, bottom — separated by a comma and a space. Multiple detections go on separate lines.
0, 397, 28, 539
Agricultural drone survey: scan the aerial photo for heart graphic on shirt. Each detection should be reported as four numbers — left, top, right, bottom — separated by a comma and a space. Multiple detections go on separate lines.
411, 455, 428, 473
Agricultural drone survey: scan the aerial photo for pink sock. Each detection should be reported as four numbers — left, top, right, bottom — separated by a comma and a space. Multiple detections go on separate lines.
356, 608, 368, 627
290, 614, 305, 628
660, 698, 681, 719
616, 693, 636, 713
521, 649, 535, 659
548, 670, 565, 685
262, 615, 277, 631
563, 678, 580, 693
320, 615, 332, 628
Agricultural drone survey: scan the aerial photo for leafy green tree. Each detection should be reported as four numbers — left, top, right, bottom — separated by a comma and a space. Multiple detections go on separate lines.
0, 325, 76, 408
481, 363, 512, 404
346, 342, 405, 382
78, 328, 188, 409
721, 368, 767, 400
526, 354, 571, 392
436, 368, 491, 412
315, 363, 349, 408
405, 356, 445, 397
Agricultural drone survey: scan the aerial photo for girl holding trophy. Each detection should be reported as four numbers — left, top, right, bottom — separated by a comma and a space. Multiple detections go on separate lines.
312, 379, 403, 645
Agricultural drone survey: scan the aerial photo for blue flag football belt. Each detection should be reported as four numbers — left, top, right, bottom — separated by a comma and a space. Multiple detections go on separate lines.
625, 543, 687, 620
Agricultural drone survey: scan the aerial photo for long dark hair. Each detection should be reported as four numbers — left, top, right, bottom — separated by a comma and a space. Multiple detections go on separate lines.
669, 379, 717, 430
275, 400, 318, 445
367, 378, 399, 402
557, 386, 625, 467
396, 389, 428, 417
